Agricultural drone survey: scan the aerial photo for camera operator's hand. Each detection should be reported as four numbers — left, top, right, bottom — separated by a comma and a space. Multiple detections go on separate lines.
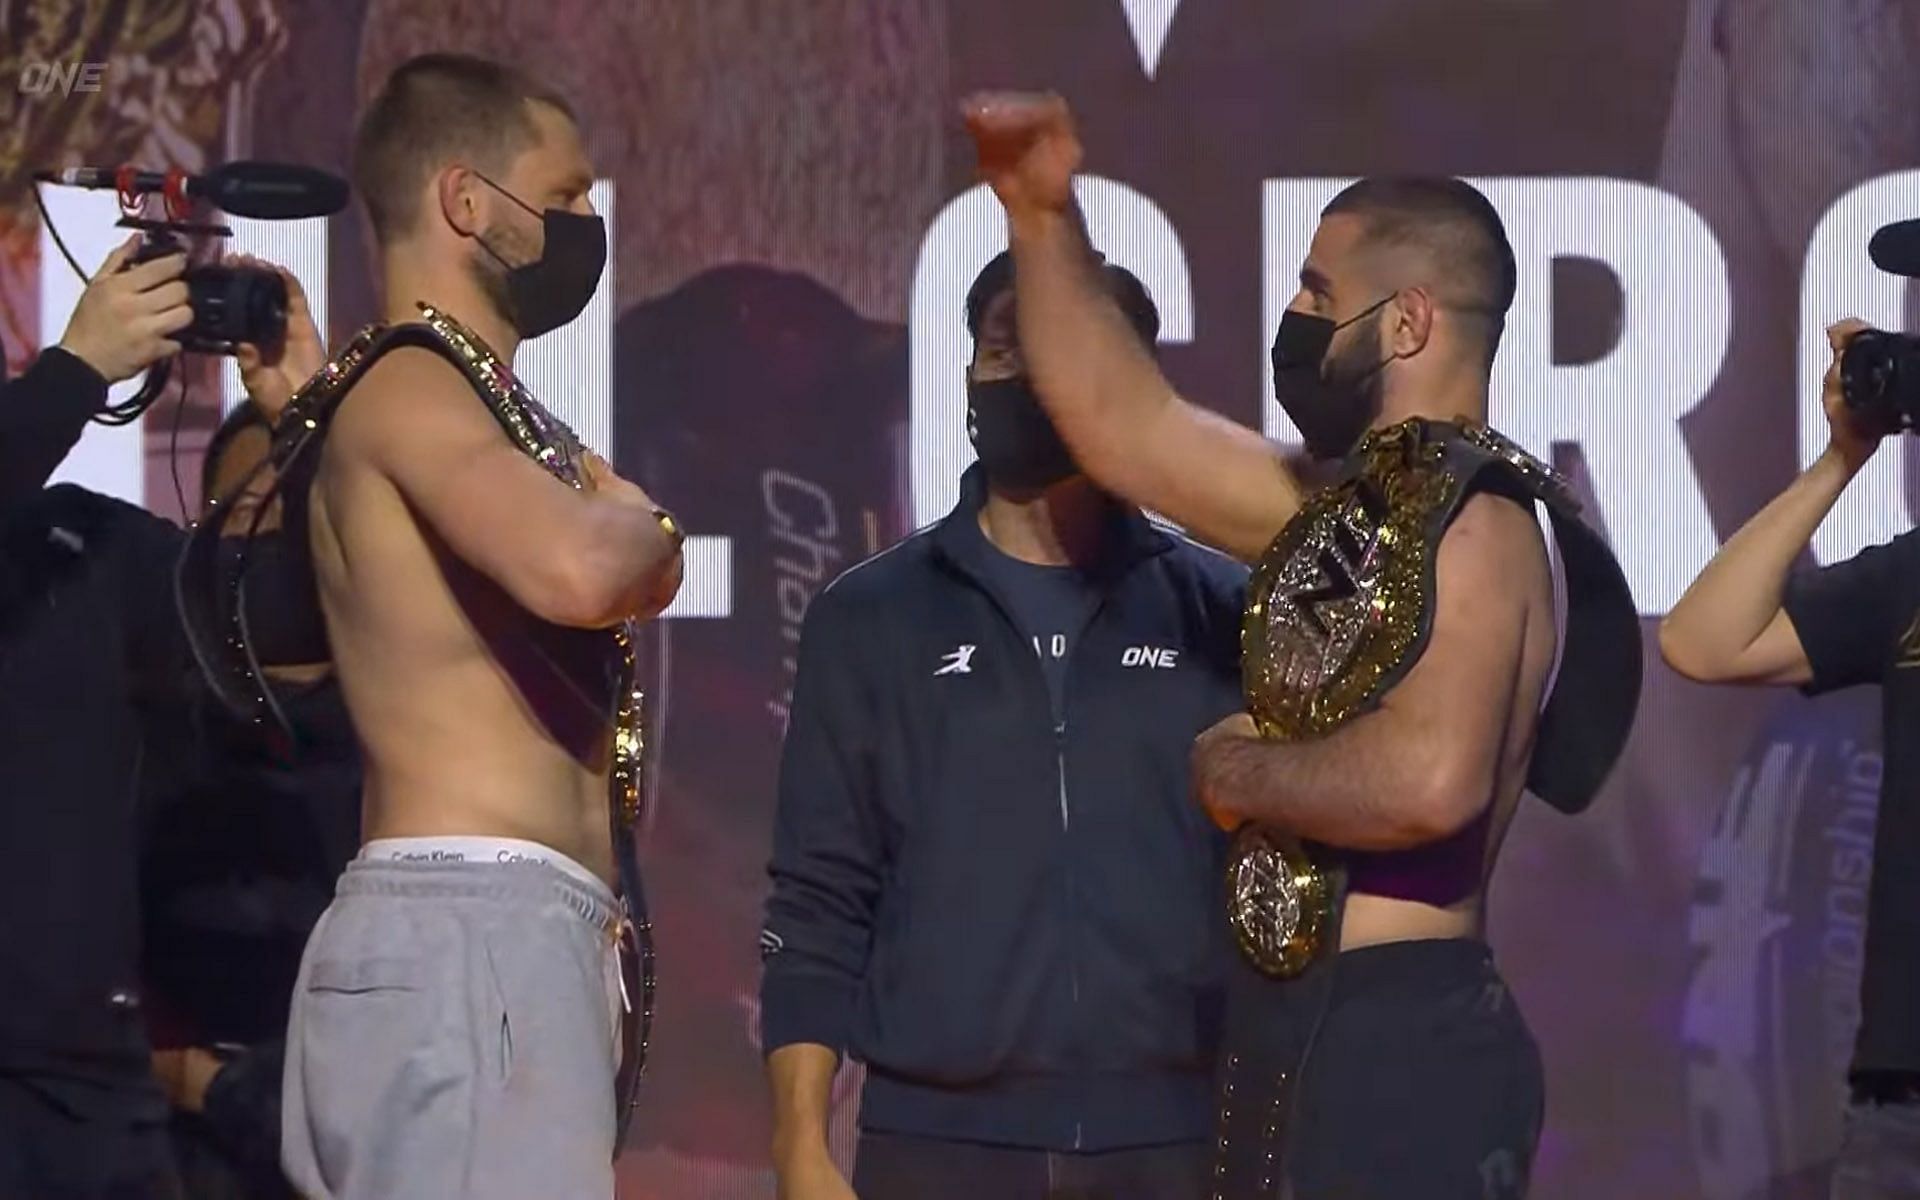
231, 255, 324, 422
1823, 318, 1897, 472
150, 1046, 223, 1115
55, 235, 192, 385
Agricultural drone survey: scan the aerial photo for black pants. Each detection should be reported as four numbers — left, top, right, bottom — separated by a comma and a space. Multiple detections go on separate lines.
0, 1075, 180, 1200
852, 1132, 1211, 1199
1216, 939, 1543, 1199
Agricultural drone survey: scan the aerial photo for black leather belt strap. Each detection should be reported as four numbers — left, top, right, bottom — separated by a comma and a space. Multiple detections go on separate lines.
1851, 1071, 1920, 1107
1211, 863, 1346, 1199
1527, 501, 1642, 814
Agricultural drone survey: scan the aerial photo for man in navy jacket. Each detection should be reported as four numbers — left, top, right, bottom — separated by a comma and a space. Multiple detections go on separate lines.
761, 252, 1247, 1199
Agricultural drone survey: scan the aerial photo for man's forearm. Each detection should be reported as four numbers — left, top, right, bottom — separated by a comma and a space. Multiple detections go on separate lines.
575, 498, 681, 625
1662, 445, 1857, 673
767, 1042, 840, 1165
1205, 720, 1465, 851
1005, 207, 1172, 468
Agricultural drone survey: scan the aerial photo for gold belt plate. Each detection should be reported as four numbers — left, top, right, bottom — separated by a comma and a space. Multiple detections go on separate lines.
1224, 825, 1333, 979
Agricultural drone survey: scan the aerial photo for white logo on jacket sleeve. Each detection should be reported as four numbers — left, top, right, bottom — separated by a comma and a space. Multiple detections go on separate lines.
1121, 645, 1181, 669
935, 644, 978, 676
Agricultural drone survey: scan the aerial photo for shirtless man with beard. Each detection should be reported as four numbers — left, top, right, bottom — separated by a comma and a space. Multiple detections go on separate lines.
238, 55, 684, 1199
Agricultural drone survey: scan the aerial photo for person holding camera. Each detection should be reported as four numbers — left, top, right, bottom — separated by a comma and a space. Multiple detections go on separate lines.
0, 234, 319, 1200
140, 399, 364, 1200
1662, 318, 1920, 1198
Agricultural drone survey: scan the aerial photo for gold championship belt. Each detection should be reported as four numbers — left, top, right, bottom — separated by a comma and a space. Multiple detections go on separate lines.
1228, 417, 1569, 978
175, 304, 658, 1139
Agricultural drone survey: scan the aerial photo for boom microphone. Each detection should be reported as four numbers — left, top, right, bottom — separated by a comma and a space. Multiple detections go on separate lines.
1868, 219, 1920, 278
33, 161, 350, 220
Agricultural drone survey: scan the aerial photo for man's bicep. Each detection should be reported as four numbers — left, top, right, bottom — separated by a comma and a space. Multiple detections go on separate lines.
340, 353, 586, 605
1383, 499, 1535, 808
1120, 398, 1302, 563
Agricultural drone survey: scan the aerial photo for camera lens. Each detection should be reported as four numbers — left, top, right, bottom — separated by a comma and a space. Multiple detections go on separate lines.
1840, 329, 1920, 432
183, 265, 288, 352
241, 271, 289, 346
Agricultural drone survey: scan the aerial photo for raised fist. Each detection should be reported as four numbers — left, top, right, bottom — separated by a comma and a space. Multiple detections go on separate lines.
961, 91, 1082, 219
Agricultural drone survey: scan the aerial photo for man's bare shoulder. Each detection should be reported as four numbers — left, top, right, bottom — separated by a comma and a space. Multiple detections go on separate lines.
329, 344, 487, 456
1443, 491, 1552, 590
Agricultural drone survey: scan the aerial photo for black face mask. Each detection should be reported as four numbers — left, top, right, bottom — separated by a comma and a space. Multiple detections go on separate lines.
220, 531, 331, 667
967, 377, 1079, 491
1270, 296, 1395, 461
474, 173, 607, 340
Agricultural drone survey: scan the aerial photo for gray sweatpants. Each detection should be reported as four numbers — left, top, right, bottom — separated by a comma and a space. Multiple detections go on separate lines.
281, 849, 625, 1199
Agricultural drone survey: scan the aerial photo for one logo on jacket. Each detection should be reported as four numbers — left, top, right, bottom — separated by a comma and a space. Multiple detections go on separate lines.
1121, 645, 1180, 669
935, 644, 977, 676
758, 929, 785, 960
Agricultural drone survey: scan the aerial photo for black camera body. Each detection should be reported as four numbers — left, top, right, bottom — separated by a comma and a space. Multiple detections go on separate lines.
1840, 329, 1920, 433
128, 233, 287, 355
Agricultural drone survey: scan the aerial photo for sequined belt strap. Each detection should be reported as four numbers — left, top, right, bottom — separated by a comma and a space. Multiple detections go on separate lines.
610, 805, 655, 1151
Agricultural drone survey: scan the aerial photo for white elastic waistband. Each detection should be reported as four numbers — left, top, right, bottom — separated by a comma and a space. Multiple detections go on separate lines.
360, 836, 608, 898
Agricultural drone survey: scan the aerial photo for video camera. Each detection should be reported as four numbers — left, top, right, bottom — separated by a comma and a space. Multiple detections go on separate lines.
1843, 220, 1920, 431
33, 161, 348, 424
35, 161, 349, 356
126, 223, 288, 355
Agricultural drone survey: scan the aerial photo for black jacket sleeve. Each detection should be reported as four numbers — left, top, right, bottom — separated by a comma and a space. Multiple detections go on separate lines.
1783, 531, 1920, 695
759, 585, 886, 1059
0, 347, 107, 528
122, 501, 192, 693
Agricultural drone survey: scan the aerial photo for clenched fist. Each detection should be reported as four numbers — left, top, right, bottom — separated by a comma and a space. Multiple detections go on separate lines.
961, 91, 1083, 219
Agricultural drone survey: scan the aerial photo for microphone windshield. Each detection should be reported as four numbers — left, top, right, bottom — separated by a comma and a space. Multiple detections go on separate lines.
1869, 219, 1920, 278
201, 162, 350, 220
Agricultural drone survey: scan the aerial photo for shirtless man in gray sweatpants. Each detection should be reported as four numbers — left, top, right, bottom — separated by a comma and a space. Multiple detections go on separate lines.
264, 54, 683, 1198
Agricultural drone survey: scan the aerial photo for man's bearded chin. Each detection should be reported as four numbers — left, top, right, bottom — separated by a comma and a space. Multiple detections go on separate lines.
465, 227, 526, 333
1326, 310, 1389, 426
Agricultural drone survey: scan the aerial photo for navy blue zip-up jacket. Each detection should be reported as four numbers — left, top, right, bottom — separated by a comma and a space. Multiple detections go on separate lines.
760, 465, 1247, 1152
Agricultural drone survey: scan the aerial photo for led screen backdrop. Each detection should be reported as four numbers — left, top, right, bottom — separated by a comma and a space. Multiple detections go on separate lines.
3, 1, 1917, 1196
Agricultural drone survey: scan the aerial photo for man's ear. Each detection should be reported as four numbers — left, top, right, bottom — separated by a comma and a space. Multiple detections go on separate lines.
437, 165, 485, 238
1388, 286, 1436, 359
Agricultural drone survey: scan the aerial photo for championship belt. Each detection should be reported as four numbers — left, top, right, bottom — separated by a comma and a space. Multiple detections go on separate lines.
1227, 417, 1642, 978
175, 303, 660, 1147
